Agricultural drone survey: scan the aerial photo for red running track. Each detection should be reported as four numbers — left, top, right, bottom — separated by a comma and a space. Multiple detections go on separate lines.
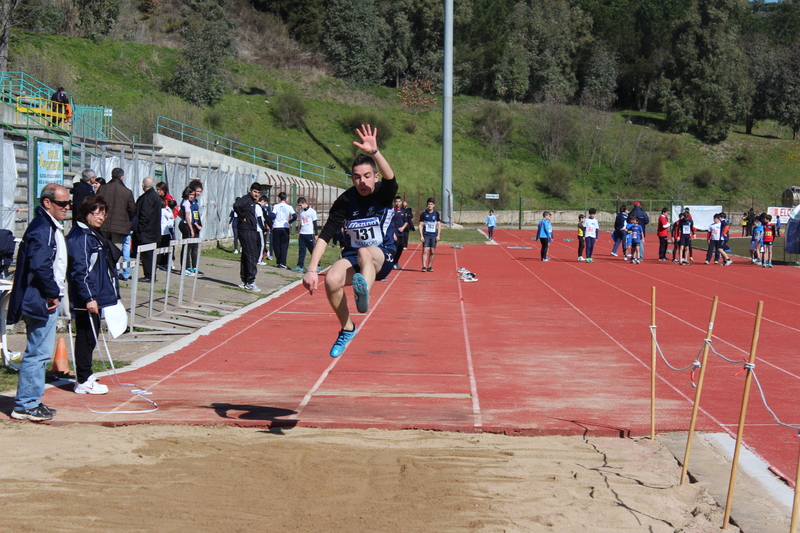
3, 228, 800, 484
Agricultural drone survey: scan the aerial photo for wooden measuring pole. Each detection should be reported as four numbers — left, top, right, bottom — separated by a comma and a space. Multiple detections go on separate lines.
650, 286, 657, 440
680, 296, 719, 485
722, 301, 763, 529
789, 440, 800, 533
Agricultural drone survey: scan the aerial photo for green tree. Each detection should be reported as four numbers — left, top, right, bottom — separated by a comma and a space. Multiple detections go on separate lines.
170, 0, 237, 107
773, 42, 800, 140
77, 0, 120, 41
743, 33, 779, 135
580, 43, 617, 110
659, 0, 753, 142
380, 0, 413, 86
322, 0, 387, 84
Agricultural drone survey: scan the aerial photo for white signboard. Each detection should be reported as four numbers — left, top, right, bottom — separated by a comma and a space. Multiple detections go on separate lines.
671, 205, 722, 231
767, 206, 791, 225
485, 194, 499, 200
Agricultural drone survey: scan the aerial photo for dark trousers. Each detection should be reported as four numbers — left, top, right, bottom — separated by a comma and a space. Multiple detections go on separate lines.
297, 234, 315, 268
585, 236, 596, 258
240, 230, 259, 284
539, 238, 549, 259
179, 220, 199, 269
74, 310, 101, 384
157, 234, 172, 267
273, 228, 290, 267
577, 236, 585, 257
140, 244, 155, 278
232, 227, 239, 252
658, 236, 668, 260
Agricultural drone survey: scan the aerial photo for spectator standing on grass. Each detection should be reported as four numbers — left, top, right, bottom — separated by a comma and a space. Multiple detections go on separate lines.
486, 209, 497, 240
629, 202, 650, 259
403, 200, 414, 245
98, 168, 135, 281
7, 184, 70, 421
72, 168, 96, 222
272, 192, 296, 269
390, 196, 408, 270
741, 212, 748, 237
294, 197, 318, 273
537, 211, 553, 261
576, 214, 586, 262
188, 180, 204, 276
746, 208, 756, 237
233, 183, 264, 292
229, 198, 240, 254
419, 197, 441, 272
610, 205, 628, 258
134, 177, 162, 282
301, 124, 396, 358
584, 208, 599, 263
67, 194, 120, 395
657, 208, 670, 261
157, 197, 176, 271
177, 187, 196, 275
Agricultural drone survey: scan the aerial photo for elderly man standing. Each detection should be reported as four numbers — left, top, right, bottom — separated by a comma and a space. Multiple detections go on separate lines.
8, 184, 71, 421
71, 168, 96, 220
98, 168, 135, 280
134, 177, 162, 282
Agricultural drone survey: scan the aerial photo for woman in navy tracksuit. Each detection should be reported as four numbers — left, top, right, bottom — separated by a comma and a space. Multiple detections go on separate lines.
66, 195, 121, 393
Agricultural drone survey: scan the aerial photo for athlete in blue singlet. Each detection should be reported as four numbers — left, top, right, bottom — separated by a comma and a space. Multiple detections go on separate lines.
418, 198, 441, 271
302, 124, 397, 357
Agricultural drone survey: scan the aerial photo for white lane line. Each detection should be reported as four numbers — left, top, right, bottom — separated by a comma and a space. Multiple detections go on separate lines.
453, 248, 483, 428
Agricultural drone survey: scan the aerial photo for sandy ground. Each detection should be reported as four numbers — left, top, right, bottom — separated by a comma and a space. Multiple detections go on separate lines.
0, 424, 737, 533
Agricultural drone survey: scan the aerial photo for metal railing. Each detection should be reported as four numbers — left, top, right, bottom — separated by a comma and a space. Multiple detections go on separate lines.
155, 116, 350, 187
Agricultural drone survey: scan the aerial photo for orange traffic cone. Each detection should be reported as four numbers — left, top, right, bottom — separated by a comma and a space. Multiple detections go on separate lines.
50, 337, 73, 378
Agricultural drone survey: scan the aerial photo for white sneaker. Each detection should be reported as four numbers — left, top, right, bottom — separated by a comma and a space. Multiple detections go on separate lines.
257, 261, 266, 266
457, 268, 468, 273
238, 282, 246, 288
577, 257, 585, 261
610, 252, 618, 257
74, 376, 109, 395
245, 283, 261, 292
463, 276, 479, 282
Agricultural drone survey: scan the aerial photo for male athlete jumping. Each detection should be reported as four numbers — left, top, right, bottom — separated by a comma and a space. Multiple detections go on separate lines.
302, 124, 397, 357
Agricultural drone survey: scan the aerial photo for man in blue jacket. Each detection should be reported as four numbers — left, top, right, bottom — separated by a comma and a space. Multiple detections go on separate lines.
8, 184, 71, 421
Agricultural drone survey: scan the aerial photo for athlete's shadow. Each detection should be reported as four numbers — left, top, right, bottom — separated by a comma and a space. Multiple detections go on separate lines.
207, 402, 298, 428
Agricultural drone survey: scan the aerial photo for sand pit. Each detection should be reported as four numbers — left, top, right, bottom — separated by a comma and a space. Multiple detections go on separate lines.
0, 424, 736, 532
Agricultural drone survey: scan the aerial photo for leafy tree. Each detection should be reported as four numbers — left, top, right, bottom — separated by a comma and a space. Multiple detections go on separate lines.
580, 43, 617, 110
77, 0, 120, 41
772, 42, 800, 140
170, 0, 237, 106
253, 0, 326, 49
659, 0, 753, 142
493, 0, 593, 103
455, 0, 511, 96
473, 102, 514, 161
743, 33, 779, 135
380, 0, 413, 86
322, 0, 387, 84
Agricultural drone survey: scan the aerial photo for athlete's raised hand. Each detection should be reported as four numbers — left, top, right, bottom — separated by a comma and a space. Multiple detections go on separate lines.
353, 124, 378, 153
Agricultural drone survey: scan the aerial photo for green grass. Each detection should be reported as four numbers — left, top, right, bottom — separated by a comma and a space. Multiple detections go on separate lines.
0, 359, 130, 394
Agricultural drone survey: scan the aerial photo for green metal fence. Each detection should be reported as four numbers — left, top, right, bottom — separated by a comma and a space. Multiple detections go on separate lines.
155, 116, 350, 187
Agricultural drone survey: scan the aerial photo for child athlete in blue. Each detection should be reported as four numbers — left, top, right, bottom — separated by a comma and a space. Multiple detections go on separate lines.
302, 125, 397, 357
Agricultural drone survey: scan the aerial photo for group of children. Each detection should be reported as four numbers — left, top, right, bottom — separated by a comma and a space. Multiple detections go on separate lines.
748, 213, 778, 267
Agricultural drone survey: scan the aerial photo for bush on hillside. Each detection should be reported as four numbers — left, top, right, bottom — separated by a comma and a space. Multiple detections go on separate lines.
343, 111, 393, 146
659, 136, 682, 160
538, 163, 573, 201
473, 102, 513, 162
632, 154, 667, 188
693, 168, 715, 188
273, 93, 307, 129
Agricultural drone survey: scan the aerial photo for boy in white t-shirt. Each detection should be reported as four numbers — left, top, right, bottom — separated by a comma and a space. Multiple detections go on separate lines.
294, 197, 318, 272
271, 192, 297, 269
583, 208, 600, 263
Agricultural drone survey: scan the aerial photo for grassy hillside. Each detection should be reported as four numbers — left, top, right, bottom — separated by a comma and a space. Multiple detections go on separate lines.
9, 31, 800, 213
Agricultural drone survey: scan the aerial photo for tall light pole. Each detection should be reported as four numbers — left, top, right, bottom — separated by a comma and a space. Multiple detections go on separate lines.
441, 0, 453, 222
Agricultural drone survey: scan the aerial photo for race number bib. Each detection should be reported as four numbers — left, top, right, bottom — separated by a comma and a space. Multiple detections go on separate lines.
425, 220, 437, 233
345, 217, 382, 248
682, 224, 692, 235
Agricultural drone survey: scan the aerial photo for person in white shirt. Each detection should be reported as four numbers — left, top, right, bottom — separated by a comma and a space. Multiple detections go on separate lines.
157, 197, 176, 271
584, 208, 600, 263
294, 197, 318, 272
271, 192, 296, 269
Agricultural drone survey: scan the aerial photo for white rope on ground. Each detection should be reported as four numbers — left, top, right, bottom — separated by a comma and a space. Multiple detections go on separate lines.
79, 317, 158, 415
649, 325, 699, 372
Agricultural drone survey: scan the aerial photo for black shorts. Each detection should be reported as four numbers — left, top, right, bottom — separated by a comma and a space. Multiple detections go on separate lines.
342, 247, 395, 281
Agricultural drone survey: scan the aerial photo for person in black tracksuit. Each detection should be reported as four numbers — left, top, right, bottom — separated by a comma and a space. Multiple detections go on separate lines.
233, 183, 265, 291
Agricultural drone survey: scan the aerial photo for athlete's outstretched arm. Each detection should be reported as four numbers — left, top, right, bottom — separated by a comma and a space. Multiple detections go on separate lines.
302, 237, 329, 294
353, 124, 394, 181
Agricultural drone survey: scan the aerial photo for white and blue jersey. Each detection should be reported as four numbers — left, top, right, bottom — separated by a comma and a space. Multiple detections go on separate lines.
419, 210, 441, 236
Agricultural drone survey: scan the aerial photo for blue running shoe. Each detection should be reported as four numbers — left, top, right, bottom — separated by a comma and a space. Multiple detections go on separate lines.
352, 273, 369, 313
330, 326, 358, 358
